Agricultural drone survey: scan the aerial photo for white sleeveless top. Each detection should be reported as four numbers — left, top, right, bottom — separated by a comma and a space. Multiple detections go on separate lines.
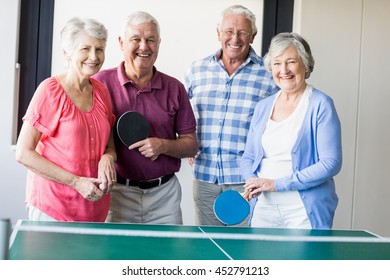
257, 85, 312, 204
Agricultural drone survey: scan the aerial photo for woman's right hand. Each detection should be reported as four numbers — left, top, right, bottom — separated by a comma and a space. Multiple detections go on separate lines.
71, 177, 105, 202
244, 177, 275, 199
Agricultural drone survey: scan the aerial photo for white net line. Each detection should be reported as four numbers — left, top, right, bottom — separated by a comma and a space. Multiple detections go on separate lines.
13, 223, 390, 244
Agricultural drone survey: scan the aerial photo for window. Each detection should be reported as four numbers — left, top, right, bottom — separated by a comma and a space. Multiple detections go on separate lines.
16, 0, 54, 137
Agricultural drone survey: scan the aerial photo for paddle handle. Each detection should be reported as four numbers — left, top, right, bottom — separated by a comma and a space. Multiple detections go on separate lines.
239, 191, 250, 201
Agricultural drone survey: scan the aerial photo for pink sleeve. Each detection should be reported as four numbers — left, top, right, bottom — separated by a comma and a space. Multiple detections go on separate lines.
23, 78, 65, 137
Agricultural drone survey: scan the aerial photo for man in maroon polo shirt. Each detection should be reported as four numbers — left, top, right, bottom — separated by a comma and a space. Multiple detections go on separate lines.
94, 11, 197, 224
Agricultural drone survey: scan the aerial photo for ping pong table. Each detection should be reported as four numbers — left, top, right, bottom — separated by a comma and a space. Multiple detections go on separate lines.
8, 220, 390, 260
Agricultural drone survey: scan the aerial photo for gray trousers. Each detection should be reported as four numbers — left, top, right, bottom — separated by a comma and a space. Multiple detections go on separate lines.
106, 175, 183, 225
192, 179, 248, 226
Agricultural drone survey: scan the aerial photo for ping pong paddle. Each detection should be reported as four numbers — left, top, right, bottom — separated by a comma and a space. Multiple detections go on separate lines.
213, 190, 250, 225
116, 111, 150, 147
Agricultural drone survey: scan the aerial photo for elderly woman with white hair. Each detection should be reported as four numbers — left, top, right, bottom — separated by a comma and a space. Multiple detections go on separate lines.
241, 32, 342, 229
16, 18, 116, 222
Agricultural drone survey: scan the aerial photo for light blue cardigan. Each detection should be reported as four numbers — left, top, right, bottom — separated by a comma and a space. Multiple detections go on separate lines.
240, 87, 342, 229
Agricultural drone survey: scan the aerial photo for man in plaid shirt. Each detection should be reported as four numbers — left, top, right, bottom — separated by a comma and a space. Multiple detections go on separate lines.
183, 5, 278, 226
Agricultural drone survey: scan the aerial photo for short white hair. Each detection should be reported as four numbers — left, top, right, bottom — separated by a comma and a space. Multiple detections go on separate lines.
217, 5, 257, 34
60, 17, 107, 54
264, 32, 315, 79
121, 11, 160, 39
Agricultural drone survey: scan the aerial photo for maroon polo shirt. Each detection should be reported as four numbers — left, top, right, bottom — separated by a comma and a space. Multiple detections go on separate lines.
94, 62, 196, 180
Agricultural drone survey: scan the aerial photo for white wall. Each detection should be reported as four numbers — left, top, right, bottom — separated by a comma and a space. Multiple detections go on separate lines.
51, 0, 264, 79
294, 0, 390, 236
353, 0, 390, 235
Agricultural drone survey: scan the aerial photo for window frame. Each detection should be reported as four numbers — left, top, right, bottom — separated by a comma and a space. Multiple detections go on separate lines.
262, 0, 294, 56
16, 0, 54, 137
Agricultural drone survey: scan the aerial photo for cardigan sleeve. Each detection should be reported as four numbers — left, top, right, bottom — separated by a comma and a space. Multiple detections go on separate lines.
240, 109, 258, 181
275, 93, 342, 191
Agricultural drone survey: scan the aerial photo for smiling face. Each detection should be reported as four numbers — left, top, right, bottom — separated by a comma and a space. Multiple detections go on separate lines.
119, 22, 160, 77
217, 13, 255, 64
271, 45, 307, 94
66, 31, 106, 78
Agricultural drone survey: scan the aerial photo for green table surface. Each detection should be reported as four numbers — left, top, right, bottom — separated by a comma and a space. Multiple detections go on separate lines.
8, 220, 390, 260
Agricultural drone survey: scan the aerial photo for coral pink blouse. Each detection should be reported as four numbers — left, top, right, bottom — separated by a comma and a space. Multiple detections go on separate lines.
23, 77, 115, 221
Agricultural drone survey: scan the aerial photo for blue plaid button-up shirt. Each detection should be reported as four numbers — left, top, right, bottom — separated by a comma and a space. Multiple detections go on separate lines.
184, 47, 278, 184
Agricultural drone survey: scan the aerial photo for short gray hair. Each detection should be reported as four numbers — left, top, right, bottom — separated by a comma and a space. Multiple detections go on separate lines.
217, 5, 257, 34
121, 11, 160, 39
264, 32, 315, 79
60, 17, 108, 54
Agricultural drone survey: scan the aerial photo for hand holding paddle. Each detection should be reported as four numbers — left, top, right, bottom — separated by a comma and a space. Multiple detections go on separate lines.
213, 190, 250, 225
116, 111, 150, 147
116, 111, 160, 160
